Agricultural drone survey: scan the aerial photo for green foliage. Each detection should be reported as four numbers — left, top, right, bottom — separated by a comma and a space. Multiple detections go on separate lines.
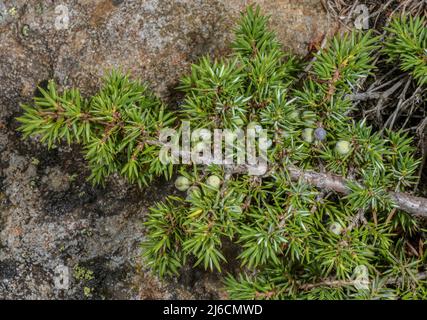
17, 6, 427, 299
18, 70, 176, 187
178, 57, 249, 129
178, 5, 299, 132
384, 15, 427, 86
232, 5, 281, 57
142, 7, 426, 300
142, 196, 187, 277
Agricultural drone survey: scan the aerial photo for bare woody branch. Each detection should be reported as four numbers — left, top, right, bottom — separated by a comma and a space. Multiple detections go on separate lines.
230, 164, 427, 218
299, 272, 427, 291
286, 166, 427, 218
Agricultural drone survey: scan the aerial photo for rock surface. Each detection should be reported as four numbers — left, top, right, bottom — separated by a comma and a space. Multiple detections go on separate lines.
0, 0, 335, 299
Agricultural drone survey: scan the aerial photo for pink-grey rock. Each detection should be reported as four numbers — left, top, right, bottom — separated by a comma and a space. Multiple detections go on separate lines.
0, 0, 336, 299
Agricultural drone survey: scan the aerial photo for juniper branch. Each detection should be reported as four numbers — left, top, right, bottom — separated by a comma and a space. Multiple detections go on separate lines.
16, 6, 427, 300
232, 164, 427, 217
299, 272, 427, 291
